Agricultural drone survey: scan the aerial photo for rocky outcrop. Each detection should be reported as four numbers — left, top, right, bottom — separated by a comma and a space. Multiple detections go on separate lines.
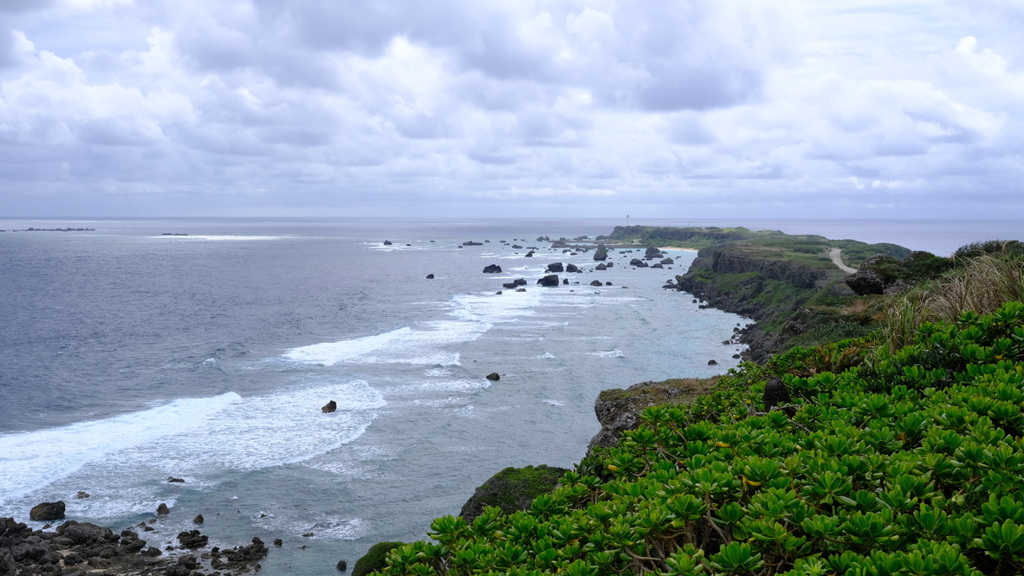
537, 275, 559, 287
483, 264, 502, 273
458, 465, 569, 522
705, 249, 826, 290
28, 502, 64, 522
545, 262, 564, 273
845, 266, 885, 295
587, 378, 718, 454
1, 518, 161, 575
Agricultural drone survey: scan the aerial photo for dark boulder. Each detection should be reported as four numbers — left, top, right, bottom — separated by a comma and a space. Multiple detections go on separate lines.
486, 373, 501, 381
56, 521, 115, 545
525, 251, 534, 258
383, 240, 392, 245
845, 268, 885, 295
483, 264, 502, 273
426, 273, 434, 279
176, 530, 209, 549
590, 280, 603, 287
157, 503, 170, 515
595, 263, 607, 270
537, 275, 559, 287
763, 377, 791, 412
338, 560, 349, 571
565, 263, 581, 273
545, 262, 564, 273
29, 502, 65, 522
629, 258, 648, 268
192, 514, 204, 525
322, 400, 337, 413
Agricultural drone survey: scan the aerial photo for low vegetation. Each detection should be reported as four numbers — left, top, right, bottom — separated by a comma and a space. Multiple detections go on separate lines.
360, 238, 1024, 576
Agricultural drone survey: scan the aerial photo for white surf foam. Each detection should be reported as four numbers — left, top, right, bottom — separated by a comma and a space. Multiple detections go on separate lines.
283, 317, 493, 368
590, 349, 625, 359
0, 393, 241, 506
0, 381, 384, 518
152, 235, 287, 241
283, 327, 414, 366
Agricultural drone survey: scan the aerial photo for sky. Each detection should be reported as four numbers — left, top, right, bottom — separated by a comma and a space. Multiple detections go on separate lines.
0, 0, 1022, 219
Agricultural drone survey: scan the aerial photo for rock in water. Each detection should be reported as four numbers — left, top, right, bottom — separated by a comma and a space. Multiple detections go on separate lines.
536, 274, 559, 287
157, 503, 170, 515
177, 529, 209, 549
193, 514, 204, 525
486, 373, 500, 381
322, 400, 337, 413
29, 501, 65, 521
482, 264, 502, 273
337, 560, 348, 571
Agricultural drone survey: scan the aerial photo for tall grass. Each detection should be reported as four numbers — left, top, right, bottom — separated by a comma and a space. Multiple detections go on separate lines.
882, 255, 1024, 350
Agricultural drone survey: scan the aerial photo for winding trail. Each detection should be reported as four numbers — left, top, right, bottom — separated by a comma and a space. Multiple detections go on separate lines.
829, 248, 858, 274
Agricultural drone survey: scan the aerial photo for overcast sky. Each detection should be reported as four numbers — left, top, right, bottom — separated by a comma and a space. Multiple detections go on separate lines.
1, 0, 1021, 219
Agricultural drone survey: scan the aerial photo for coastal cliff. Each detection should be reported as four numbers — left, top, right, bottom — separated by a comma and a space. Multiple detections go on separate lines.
669, 232, 910, 361
586, 377, 717, 453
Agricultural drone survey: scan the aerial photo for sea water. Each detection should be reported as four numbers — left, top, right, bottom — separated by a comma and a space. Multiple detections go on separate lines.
0, 218, 746, 574
1, 217, 1020, 574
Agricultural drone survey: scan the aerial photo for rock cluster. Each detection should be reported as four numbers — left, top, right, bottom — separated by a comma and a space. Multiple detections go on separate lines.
0, 517, 162, 576
1, 515, 270, 576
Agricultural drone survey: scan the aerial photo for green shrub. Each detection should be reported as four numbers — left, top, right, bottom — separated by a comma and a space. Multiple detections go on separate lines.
371, 303, 1024, 576
353, 541, 405, 576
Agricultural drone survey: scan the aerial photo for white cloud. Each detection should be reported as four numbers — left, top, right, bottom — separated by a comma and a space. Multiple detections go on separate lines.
0, 0, 1021, 218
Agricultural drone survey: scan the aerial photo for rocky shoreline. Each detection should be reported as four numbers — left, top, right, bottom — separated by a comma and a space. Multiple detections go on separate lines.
0, 514, 269, 576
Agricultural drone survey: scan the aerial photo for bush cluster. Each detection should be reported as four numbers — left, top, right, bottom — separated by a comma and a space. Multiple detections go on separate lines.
371, 302, 1024, 576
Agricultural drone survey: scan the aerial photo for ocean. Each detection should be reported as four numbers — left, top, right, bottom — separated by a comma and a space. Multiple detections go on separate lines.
1, 217, 1020, 574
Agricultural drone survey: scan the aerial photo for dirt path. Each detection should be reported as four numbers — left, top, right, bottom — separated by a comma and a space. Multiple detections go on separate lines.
829, 248, 858, 274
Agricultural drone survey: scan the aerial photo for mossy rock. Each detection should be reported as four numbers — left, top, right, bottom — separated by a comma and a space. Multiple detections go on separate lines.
352, 541, 404, 576
459, 465, 569, 522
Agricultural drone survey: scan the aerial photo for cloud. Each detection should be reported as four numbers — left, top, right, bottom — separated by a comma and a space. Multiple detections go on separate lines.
0, 0, 1022, 218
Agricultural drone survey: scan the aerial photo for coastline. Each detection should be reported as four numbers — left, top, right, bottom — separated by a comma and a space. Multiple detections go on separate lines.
8, 218, 1015, 569
1, 221, 747, 576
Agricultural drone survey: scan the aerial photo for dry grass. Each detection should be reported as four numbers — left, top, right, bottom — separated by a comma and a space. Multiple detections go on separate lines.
882, 255, 1024, 350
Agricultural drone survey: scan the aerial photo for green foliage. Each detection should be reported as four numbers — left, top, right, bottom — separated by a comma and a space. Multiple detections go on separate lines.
353, 541, 405, 576
371, 304, 1024, 576
459, 465, 569, 522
